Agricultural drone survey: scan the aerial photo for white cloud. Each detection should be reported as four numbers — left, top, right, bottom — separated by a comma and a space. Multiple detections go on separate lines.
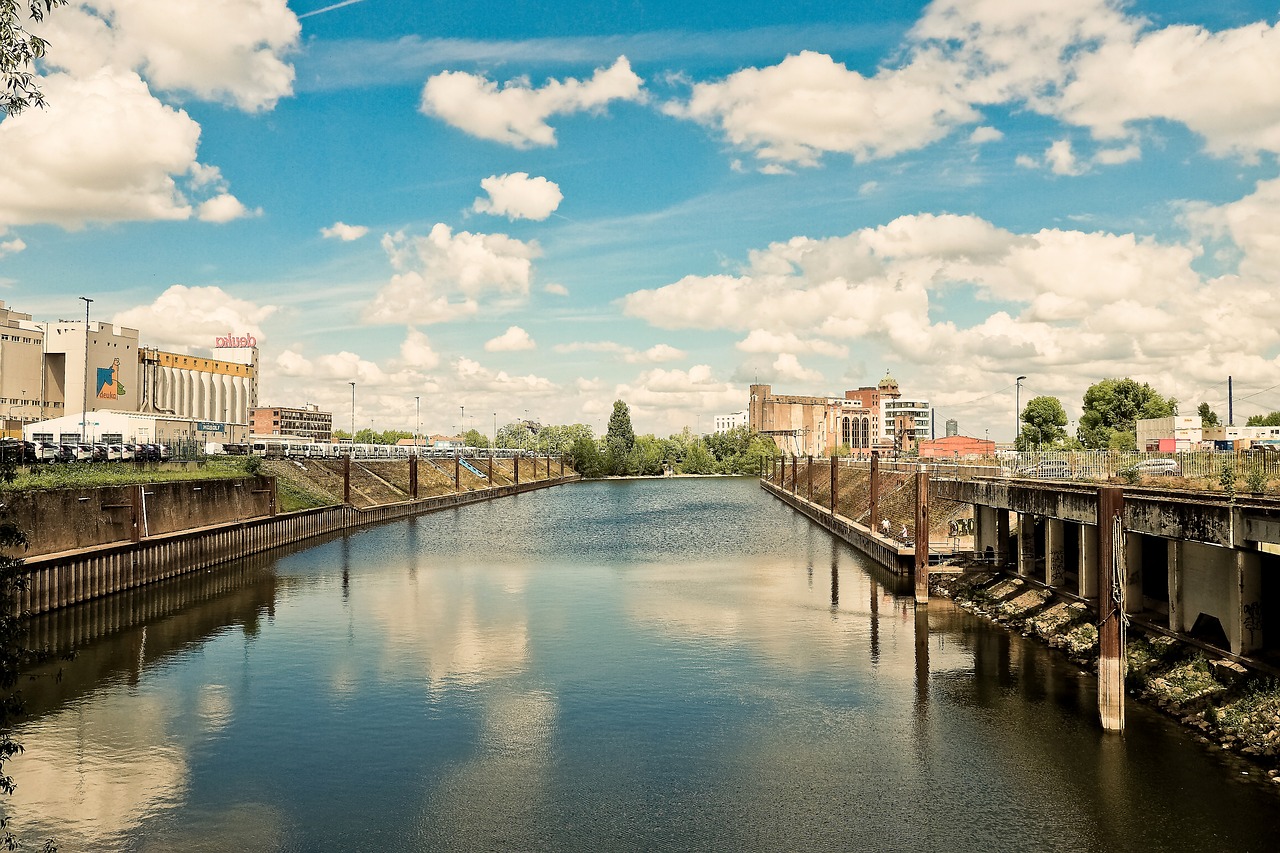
485, 326, 537, 352
553, 341, 685, 363
398, 327, 440, 369
42, 0, 300, 112
969, 125, 1003, 143
420, 56, 643, 148
113, 284, 276, 352
454, 357, 556, 393
771, 353, 823, 384
1044, 139, 1084, 176
0, 235, 26, 258
736, 329, 848, 358
321, 221, 369, 241
613, 365, 743, 434
473, 173, 563, 221
365, 224, 541, 325
543, 283, 569, 296
667, 50, 976, 168
197, 193, 257, 223
620, 210, 1260, 409
0, 71, 204, 227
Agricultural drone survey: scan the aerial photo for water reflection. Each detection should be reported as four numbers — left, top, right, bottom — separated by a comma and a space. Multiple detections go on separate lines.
5, 478, 1280, 852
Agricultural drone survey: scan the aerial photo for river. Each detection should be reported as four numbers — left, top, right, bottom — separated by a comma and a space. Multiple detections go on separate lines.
4, 477, 1280, 851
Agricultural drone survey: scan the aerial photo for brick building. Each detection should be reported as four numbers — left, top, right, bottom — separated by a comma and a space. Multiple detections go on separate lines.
250, 404, 332, 441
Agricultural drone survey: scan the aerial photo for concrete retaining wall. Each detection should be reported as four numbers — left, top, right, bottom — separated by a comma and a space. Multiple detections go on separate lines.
762, 479, 912, 574
12, 475, 579, 616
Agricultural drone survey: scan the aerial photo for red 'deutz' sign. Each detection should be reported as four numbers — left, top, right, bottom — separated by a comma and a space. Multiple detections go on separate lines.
214, 334, 257, 348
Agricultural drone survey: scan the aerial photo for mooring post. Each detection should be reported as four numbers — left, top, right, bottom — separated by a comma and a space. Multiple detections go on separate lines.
455, 453, 461, 492
806, 455, 813, 502
830, 454, 838, 516
869, 451, 880, 534
1097, 485, 1126, 733
515, 452, 521, 485
343, 454, 351, 504
560, 454, 564, 478
488, 450, 493, 482
914, 466, 929, 605
791, 455, 798, 494
410, 455, 418, 500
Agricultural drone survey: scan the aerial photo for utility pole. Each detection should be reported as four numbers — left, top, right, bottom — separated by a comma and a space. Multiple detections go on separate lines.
415, 395, 420, 449
1228, 375, 1234, 427
79, 297, 93, 442
349, 381, 356, 439
1015, 375, 1027, 447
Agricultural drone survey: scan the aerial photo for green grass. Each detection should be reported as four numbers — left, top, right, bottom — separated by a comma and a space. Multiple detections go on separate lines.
2, 457, 258, 491
275, 477, 338, 513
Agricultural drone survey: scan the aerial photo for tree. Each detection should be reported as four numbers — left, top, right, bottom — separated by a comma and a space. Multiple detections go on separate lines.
495, 422, 535, 450
1018, 396, 1068, 450
2, 1, 66, 115
568, 435, 605, 478
1198, 402, 1220, 428
1078, 378, 1177, 449
1246, 412, 1280, 427
462, 428, 489, 449
604, 400, 635, 474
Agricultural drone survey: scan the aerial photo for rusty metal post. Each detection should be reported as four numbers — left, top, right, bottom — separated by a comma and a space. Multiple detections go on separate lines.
830, 454, 838, 516
806, 455, 813, 502
269, 475, 278, 517
410, 455, 418, 500
131, 484, 143, 542
454, 452, 461, 491
869, 451, 880, 534
560, 454, 564, 478
343, 454, 351, 504
1097, 486, 1126, 733
488, 450, 493, 482
791, 454, 798, 493
914, 468, 929, 604
515, 452, 520, 485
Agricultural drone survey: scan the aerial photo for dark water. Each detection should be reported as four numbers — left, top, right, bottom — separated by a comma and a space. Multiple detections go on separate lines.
5, 478, 1280, 851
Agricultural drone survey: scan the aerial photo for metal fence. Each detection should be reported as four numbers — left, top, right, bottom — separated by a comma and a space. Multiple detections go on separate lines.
997, 449, 1280, 482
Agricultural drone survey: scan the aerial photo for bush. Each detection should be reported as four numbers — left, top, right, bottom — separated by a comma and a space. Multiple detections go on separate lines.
1245, 465, 1268, 494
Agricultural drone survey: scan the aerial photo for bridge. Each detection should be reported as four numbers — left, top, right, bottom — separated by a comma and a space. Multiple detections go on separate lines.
762, 454, 1280, 732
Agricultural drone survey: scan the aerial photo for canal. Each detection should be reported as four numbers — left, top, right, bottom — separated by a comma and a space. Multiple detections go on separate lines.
4, 477, 1280, 851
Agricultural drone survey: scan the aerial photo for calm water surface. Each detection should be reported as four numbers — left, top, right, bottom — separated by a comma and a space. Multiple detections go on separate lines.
6, 478, 1280, 851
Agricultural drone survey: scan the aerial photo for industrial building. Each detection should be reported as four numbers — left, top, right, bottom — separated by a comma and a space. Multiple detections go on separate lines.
23, 410, 248, 447
713, 410, 748, 433
748, 374, 929, 456
250, 404, 332, 442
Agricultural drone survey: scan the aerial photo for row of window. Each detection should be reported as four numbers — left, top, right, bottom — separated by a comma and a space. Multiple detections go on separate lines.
0, 333, 37, 344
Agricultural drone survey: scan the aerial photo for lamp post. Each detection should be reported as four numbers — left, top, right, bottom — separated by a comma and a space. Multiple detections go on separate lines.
492, 412, 496, 449
1015, 375, 1027, 448
415, 396, 421, 449
349, 381, 356, 440
79, 296, 93, 442
460, 405, 464, 441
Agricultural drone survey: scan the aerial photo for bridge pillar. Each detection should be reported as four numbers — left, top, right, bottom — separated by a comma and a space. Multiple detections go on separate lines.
1235, 549, 1263, 655
1078, 524, 1098, 599
1167, 539, 1182, 636
1125, 534, 1143, 614
1097, 486, 1126, 733
995, 510, 1011, 567
1045, 518, 1065, 588
915, 468, 930, 604
1017, 513, 1037, 577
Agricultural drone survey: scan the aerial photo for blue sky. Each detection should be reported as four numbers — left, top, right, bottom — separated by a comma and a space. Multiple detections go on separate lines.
3, 0, 1280, 438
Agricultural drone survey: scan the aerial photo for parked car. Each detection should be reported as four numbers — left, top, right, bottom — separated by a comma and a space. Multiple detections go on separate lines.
1124, 458, 1181, 477
1016, 460, 1070, 479
92, 443, 109, 462
33, 442, 59, 462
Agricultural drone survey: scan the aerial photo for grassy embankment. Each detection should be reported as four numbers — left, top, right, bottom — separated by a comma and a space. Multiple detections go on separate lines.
935, 572, 1280, 782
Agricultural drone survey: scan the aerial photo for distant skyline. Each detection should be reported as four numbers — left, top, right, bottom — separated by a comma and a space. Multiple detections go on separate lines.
3, 1, 1280, 438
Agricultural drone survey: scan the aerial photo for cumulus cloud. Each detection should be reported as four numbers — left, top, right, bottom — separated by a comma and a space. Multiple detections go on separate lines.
667, 50, 976, 168
543, 283, 569, 296
365, 224, 541, 325
421, 56, 643, 148
398, 327, 441, 369
485, 326, 537, 352
197, 193, 258, 223
42, 0, 299, 111
620, 210, 1267, 407
454, 357, 556, 393
113, 284, 276, 352
321, 221, 369, 241
472, 173, 563, 221
1044, 139, 1084, 176
664, 2, 1280, 168
0, 234, 26, 258
613, 365, 743, 434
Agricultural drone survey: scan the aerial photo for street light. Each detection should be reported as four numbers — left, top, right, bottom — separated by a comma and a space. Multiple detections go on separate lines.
1015, 375, 1027, 447
79, 296, 93, 442
460, 405, 464, 440
415, 396, 421, 449
349, 381, 356, 439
